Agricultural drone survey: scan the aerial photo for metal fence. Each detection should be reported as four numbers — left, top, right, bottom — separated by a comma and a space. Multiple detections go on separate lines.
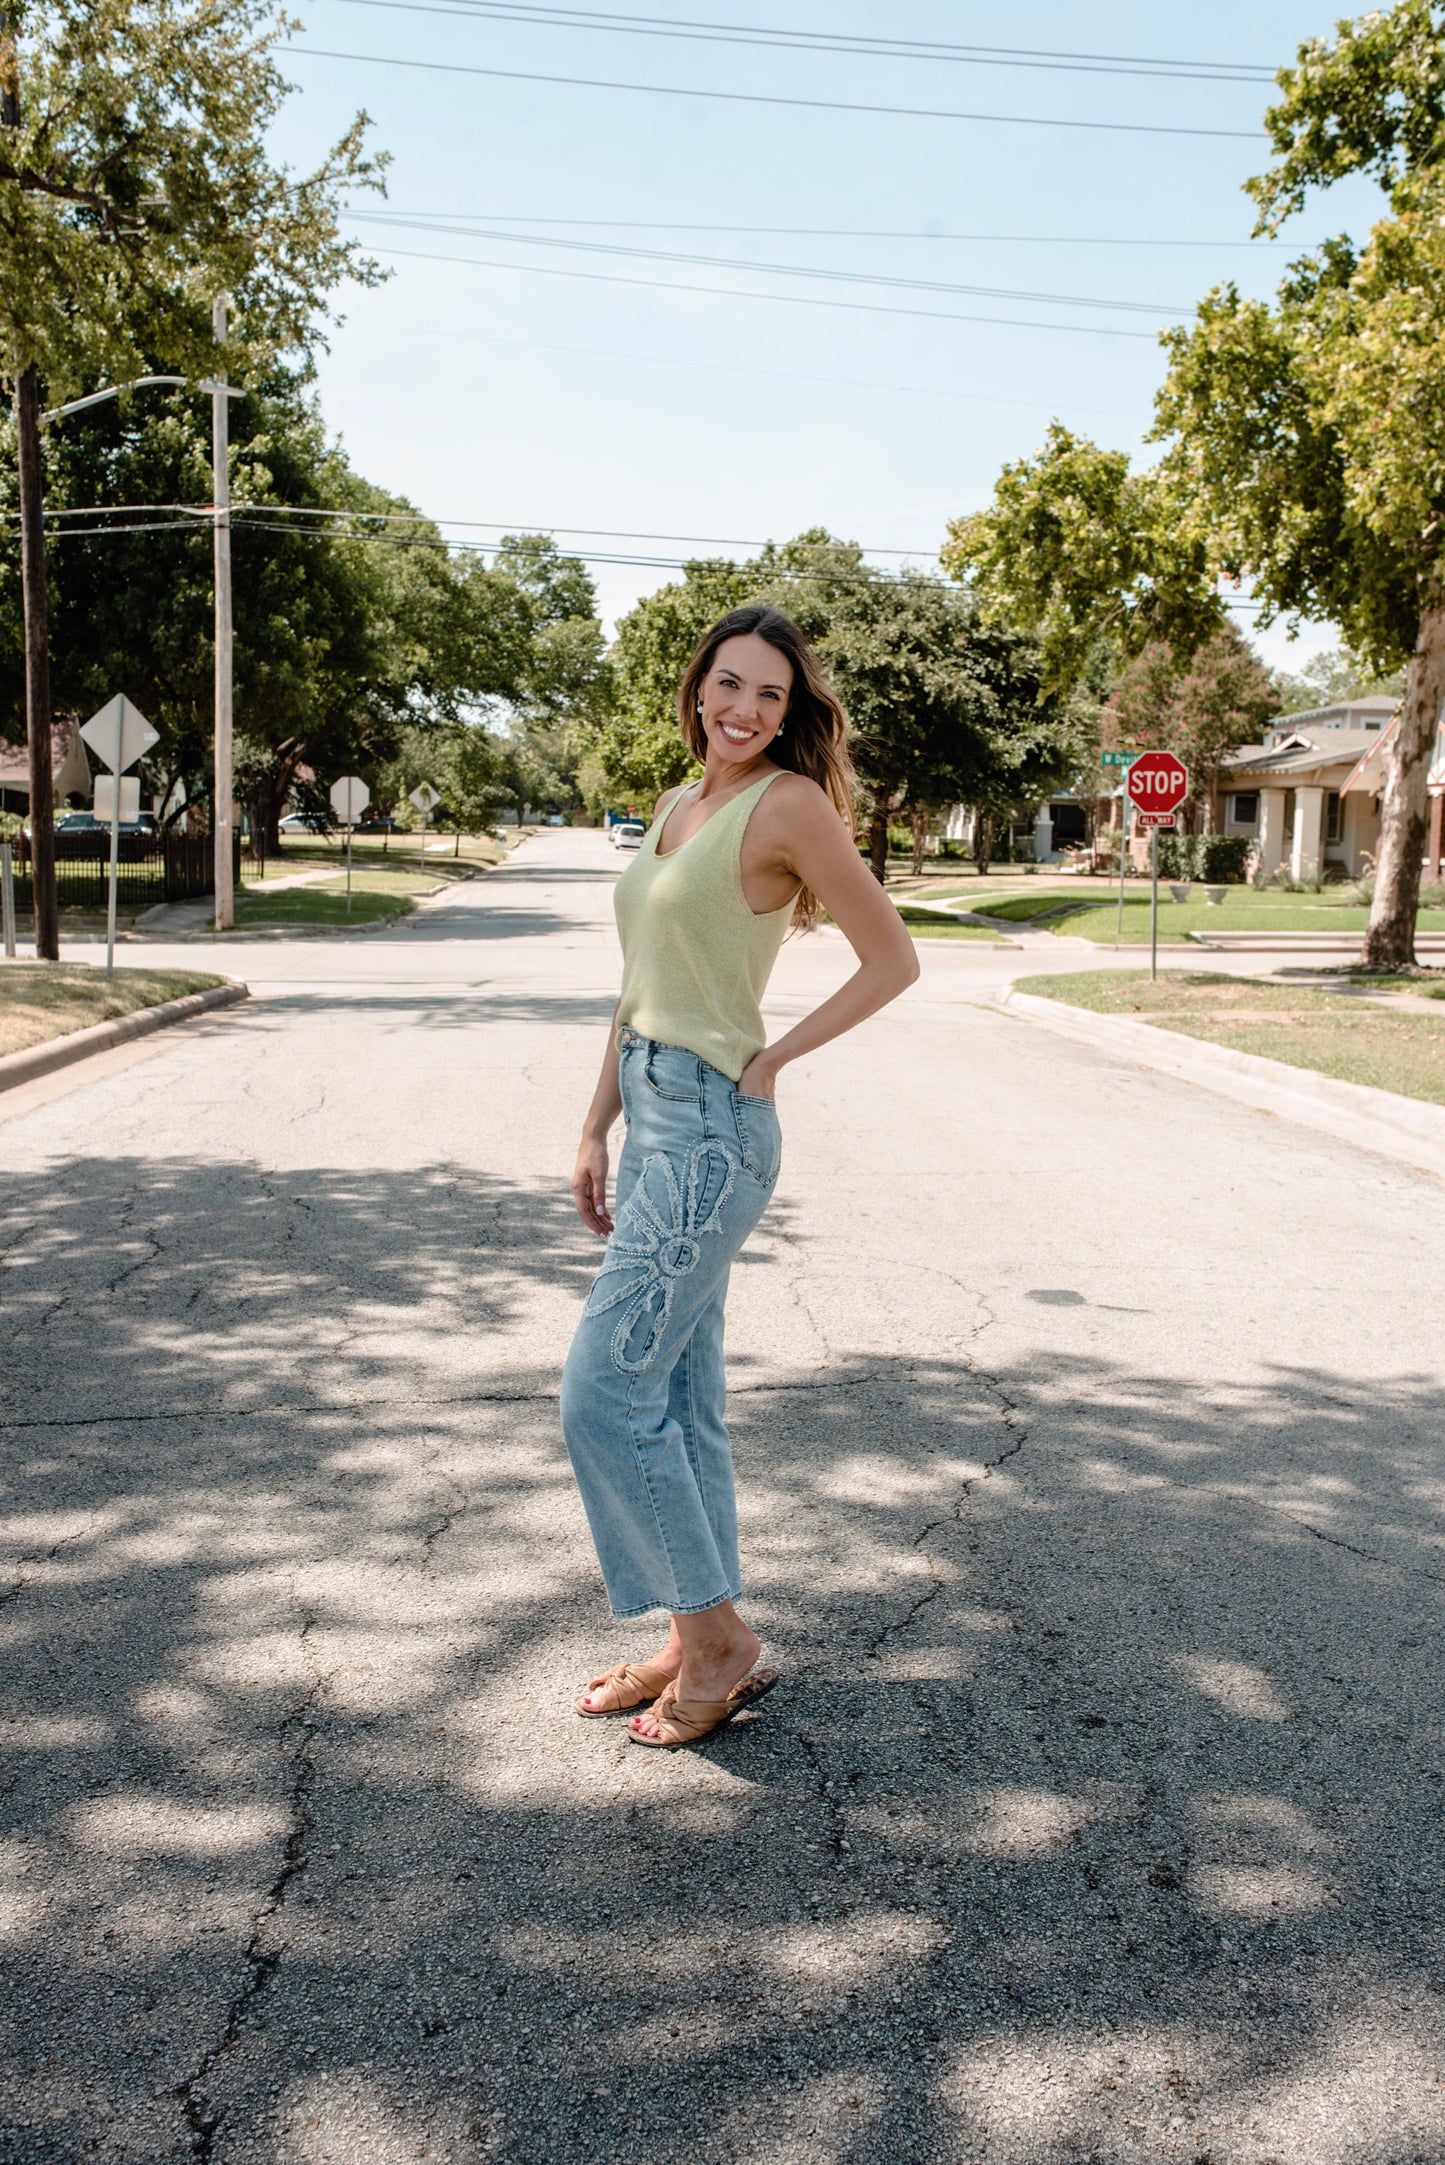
7, 831, 238, 910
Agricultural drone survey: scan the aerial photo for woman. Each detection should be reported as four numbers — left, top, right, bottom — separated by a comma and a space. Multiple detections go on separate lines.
561, 604, 919, 1749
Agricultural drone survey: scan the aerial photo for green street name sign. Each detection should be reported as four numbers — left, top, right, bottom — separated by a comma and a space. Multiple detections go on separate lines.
1100, 751, 1140, 767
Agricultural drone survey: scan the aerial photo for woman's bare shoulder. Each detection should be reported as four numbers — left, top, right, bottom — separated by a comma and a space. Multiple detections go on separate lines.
760, 770, 842, 828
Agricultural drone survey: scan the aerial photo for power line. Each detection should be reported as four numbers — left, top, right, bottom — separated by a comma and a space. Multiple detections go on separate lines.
328, 0, 1277, 84
351, 216, 1191, 315
372, 242, 1167, 339
362, 213, 1285, 248
43, 514, 1273, 609
289, 45, 1263, 141
388, 322, 1152, 422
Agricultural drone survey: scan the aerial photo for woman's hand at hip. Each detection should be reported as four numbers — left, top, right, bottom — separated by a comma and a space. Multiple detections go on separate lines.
735, 1053, 778, 1101
571, 1134, 615, 1237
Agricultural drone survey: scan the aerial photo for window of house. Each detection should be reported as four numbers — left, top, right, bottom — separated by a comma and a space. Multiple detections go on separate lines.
1325, 791, 1343, 842
1229, 792, 1259, 830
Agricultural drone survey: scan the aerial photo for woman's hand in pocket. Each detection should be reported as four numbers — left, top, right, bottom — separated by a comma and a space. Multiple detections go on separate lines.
735, 1054, 778, 1101
571, 1135, 614, 1236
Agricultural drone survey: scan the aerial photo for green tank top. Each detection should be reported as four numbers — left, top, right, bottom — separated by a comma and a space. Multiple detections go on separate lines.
613, 771, 794, 1083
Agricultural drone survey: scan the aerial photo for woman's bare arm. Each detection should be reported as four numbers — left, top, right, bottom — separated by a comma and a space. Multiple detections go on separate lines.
736, 778, 920, 1098
572, 1003, 623, 1235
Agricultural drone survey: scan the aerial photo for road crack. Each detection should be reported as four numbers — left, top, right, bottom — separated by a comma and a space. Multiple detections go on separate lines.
172, 1610, 325, 2159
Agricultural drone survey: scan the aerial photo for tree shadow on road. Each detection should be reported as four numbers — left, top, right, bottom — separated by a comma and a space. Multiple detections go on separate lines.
0, 1152, 1441, 2163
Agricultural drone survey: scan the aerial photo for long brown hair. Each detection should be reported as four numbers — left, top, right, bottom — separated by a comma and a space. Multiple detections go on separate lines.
677, 604, 855, 930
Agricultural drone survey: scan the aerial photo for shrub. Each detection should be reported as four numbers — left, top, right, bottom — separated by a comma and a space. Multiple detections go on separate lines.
1155, 833, 1251, 883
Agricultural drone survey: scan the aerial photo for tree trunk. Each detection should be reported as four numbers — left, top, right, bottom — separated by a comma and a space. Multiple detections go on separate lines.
973, 812, 993, 879
867, 804, 889, 884
15, 366, 57, 960
1362, 596, 1445, 971
910, 806, 929, 877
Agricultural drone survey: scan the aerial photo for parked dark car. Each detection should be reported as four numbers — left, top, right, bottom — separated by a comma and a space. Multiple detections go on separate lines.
40, 811, 160, 862
359, 813, 404, 833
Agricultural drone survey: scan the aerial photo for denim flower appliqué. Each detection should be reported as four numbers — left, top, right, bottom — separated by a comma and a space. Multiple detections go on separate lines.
584, 1141, 739, 1373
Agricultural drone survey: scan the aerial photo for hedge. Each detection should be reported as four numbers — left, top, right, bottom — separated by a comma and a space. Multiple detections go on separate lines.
1154, 833, 1252, 883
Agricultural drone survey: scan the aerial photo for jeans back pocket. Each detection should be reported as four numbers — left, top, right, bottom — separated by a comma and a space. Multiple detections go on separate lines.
731, 1093, 781, 1185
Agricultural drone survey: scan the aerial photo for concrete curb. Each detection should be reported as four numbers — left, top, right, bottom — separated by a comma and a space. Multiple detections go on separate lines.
998, 982, 1445, 1182
0, 981, 249, 1094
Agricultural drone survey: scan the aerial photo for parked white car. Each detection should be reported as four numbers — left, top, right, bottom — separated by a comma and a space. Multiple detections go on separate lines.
611, 822, 646, 850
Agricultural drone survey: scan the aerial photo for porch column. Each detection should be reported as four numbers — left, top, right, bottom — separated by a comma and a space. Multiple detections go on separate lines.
1257, 788, 1288, 877
1033, 804, 1053, 862
1428, 791, 1443, 883
1291, 785, 1325, 882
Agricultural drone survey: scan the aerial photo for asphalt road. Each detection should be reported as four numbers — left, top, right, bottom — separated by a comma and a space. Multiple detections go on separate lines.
2, 831, 1442, 2165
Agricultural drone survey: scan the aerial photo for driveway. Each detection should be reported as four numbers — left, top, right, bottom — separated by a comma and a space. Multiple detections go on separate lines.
1, 830, 1441, 2164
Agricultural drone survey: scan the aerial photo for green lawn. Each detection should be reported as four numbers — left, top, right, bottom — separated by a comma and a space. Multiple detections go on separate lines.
0, 961, 225, 1057
232, 886, 409, 929
895, 909, 1005, 941
970, 890, 1088, 923
1058, 893, 1380, 944
1020, 969, 1445, 1106
245, 832, 512, 883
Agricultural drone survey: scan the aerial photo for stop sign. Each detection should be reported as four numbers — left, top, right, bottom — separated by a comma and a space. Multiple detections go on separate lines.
1125, 751, 1189, 816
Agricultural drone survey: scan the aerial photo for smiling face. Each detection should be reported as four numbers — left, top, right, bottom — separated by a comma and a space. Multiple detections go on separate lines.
697, 633, 793, 768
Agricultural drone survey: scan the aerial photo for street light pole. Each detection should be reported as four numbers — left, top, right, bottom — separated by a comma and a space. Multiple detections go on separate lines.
211, 295, 233, 930
3, 16, 58, 960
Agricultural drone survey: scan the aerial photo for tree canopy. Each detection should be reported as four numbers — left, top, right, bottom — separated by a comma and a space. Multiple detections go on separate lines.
1149, 0, 1445, 962
0, 371, 545, 840
941, 1, 1445, 963
1108, 626, 1281, 832
596, 529, 1081, 874
0, 0, 384, 400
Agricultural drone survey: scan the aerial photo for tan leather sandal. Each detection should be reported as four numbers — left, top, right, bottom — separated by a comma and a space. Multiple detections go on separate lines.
576, 1661, 674, 1717
627, 1669, 779, 1748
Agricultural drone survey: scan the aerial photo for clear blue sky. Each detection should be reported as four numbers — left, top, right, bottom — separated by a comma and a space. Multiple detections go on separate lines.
272, 0, 1384, 665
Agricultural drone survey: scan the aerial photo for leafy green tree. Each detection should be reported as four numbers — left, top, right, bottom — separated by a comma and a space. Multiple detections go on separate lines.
492, 534, 611, 813
939, 424, 1224, 700
597, 528, 1080, 877
1109, 626, 1281, 832
0, 371, 535, 845
0, 0, 385, 952
1151, 0, 1445, 966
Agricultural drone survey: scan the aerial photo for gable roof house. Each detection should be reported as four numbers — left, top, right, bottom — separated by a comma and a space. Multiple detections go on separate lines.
0, 714, 92, 815
1212, 697, 1399, 881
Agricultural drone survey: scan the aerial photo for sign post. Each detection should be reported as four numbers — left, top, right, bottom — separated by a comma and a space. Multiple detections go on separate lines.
409, 782, 441, 875
0, 841, 15, 958
1101, 750, 1139, 936
80, 695, 159, 977
1125, 753, 1189, 982
329, 776, 370, 917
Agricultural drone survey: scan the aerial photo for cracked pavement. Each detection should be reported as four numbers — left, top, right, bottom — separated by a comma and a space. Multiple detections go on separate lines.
1, 830, 1442, 2165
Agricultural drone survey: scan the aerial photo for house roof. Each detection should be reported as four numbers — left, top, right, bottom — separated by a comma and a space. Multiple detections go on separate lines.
0, 714, 90, 797
1224, 729, 1382, 783
1341, 712, 1445, 796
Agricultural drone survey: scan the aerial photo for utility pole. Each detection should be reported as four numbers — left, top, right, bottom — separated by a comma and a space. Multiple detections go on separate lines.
3, 22, 57, 960
211, 294, 234, 930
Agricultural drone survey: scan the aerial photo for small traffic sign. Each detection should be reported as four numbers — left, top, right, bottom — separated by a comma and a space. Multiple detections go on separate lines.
94, 775, 140, 823
329, 776, 370, 824
1100, 751, 1138, 768
81, 694, 158, 774
409, 782, 441, 814
1134, 811, 1176, 829
1126, 751, 1189, 817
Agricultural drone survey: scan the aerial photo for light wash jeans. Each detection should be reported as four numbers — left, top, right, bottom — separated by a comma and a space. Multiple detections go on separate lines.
560, 1027, 782, 1619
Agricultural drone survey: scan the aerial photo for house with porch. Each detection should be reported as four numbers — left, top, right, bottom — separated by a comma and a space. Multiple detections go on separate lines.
1212, 696, 1397, 881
